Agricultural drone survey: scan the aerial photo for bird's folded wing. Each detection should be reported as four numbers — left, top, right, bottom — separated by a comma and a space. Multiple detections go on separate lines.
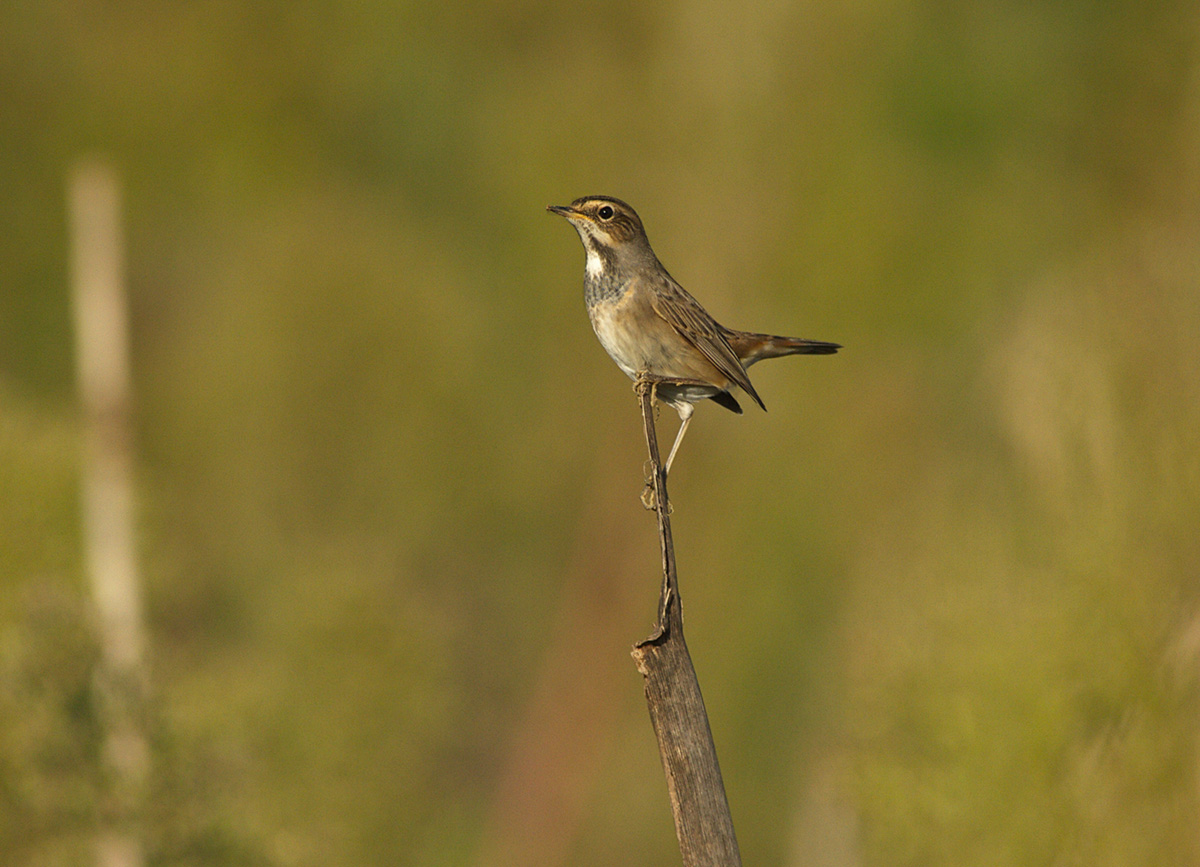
647, 274, 764, 408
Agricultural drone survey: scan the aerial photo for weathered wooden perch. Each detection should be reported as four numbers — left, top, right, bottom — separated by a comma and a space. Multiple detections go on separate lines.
631, 378, 742, 867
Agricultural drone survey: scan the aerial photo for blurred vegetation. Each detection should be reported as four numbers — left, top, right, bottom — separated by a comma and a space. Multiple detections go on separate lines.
3, 0, 1199, 865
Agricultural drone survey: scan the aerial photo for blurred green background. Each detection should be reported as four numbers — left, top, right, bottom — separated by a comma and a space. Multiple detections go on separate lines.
3, 1, 1200, 865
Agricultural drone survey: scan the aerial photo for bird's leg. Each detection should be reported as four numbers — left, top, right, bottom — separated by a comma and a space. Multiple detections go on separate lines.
663, 414, 692, 477
635, 374, 703, 508
643, 407, 692, 510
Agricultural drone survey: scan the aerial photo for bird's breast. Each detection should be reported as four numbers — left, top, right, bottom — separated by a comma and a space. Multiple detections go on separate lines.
588, 297, 645, 379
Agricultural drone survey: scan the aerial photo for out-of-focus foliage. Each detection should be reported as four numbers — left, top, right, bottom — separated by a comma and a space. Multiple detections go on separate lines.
2, 1, 1198, 865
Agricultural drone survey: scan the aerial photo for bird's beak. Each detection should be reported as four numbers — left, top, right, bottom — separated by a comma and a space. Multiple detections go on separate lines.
547, 204, 587, 221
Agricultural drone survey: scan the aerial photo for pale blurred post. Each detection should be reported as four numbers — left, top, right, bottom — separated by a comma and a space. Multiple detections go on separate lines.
68, 160, 149, 867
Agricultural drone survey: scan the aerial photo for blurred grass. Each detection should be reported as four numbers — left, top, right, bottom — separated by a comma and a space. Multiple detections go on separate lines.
2, 0, 1199, 865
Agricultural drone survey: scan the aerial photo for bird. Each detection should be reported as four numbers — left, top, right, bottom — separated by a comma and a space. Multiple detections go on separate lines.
548, 195, 840, 476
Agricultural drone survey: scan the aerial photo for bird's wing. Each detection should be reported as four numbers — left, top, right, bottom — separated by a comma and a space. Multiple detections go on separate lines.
647, 273, 765, 410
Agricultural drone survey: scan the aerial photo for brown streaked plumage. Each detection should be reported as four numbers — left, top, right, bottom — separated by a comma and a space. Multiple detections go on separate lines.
548, 195, 840, 474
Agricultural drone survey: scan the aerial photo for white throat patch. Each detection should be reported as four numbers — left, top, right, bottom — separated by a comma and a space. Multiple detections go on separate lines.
585, 248, 604, 279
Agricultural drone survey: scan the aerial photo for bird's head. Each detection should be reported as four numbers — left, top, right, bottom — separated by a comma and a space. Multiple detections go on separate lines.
547, 196, 655, 270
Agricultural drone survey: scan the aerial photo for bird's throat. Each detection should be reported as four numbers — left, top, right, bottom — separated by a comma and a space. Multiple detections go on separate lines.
581, 242, 624, 305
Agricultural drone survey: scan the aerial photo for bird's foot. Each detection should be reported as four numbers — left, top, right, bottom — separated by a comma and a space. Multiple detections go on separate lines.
633, 373, 661, 405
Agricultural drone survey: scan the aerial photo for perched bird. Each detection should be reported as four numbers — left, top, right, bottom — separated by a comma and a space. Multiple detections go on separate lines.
548, 195, 840, 474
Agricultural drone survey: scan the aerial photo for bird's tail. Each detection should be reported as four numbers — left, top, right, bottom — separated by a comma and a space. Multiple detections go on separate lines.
726, 331, 841, 367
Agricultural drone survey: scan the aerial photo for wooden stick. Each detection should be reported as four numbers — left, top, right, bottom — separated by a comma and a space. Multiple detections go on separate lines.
631, 379, 742, 867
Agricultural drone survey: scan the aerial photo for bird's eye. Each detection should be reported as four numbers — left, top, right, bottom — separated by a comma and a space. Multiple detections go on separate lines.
597, 205, 614, 220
